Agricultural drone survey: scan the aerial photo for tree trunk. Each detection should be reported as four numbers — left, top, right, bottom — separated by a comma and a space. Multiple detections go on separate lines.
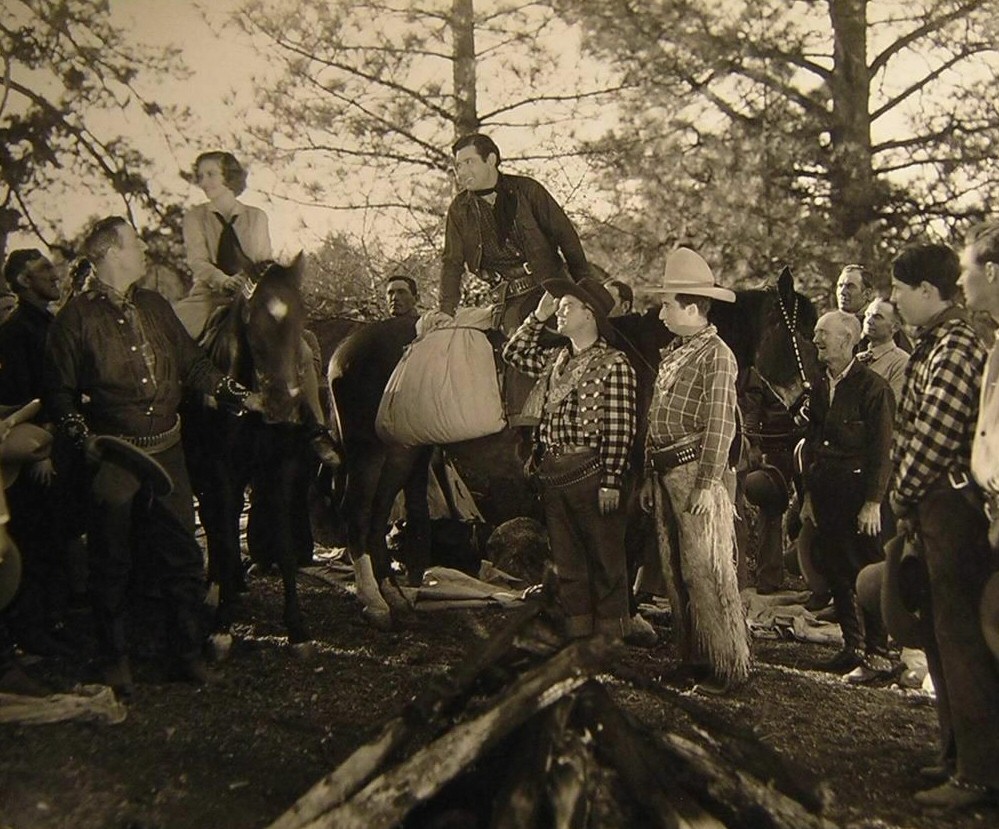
828, 0, 877, 250
452, 0, 478, 138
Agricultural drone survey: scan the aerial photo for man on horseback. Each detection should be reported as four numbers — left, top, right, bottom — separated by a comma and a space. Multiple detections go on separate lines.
44, 216, 261, 697
503, 278, 636, 640
441, 133, 591, 423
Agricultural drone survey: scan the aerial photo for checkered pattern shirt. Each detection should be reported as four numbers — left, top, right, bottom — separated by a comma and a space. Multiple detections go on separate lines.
647, 333, 738, 488
503, 315, 636, 489
890, 307, 985, 507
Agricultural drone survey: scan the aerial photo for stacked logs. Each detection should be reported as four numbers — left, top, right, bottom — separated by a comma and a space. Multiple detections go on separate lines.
267, 602, 837, 829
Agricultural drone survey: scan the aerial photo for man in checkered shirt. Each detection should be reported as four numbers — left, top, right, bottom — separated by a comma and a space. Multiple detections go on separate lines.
639, 248, 750, 696
503, 277, 636, 640
888, 242, 998, 809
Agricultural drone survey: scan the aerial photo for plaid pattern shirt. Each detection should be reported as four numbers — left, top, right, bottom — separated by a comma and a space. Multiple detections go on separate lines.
503, 315, 636, 489
890, 307, 985, 507
647, 332, 738, 489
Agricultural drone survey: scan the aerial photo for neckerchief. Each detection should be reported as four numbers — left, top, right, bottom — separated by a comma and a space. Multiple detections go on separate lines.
544, 340, 606, 414
655, 324, 717, 395
214, 211, 244, 276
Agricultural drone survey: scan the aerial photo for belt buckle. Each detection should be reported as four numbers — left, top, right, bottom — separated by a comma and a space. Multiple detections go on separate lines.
948, 469, 971, 490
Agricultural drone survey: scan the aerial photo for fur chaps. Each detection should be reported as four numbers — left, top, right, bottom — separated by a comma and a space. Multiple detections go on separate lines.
653, 463, 751, 684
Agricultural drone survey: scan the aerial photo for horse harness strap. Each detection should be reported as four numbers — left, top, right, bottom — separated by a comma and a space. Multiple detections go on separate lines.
775, 285, 812, 394
116, 415, 182, 455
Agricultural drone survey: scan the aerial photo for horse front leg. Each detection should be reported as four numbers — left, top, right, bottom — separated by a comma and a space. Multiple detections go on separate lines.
199, 476, 244, 661
343, 447, 392, 629
366, 445, 424, 617
261, 428, 314, 652
401, 445, 434, 587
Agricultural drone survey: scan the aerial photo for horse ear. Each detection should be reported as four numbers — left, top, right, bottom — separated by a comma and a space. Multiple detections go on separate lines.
777, 265, 794, 302
289, 251, 306, 287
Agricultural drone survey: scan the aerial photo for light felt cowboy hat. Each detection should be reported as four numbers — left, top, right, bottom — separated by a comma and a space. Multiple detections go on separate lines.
650, 247, 736, 303
0, 423, 53, 488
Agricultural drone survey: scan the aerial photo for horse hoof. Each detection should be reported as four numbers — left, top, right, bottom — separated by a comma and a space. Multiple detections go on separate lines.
207, 632, 233, 662
289, 640, 316, 659
361, 605, 393, 631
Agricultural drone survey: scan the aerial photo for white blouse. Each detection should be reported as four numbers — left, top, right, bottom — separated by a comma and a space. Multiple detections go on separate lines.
182, 201, 272, 290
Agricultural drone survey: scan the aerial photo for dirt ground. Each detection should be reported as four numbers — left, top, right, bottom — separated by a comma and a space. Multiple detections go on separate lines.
2, 562, 997, 829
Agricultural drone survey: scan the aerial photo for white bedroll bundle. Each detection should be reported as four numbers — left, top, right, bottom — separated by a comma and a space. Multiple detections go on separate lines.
375, 307, 505, 445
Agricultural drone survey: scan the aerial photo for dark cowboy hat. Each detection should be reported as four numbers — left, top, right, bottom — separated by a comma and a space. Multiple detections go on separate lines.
541, 276, 617, 342
868, 532, 926, 650
90, 436, 174, 499
981, 571, 999, 664
0, 540, 22, 612
744, 464, 789, 513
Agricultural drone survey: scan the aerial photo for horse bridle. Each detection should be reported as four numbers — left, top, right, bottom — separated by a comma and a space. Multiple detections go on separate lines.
774, 285, 812, 398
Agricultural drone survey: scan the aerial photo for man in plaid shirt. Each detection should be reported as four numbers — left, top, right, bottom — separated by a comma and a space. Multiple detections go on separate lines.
889, 243, 998, 809
639, 248, 750, 696
503, 277, 636, 639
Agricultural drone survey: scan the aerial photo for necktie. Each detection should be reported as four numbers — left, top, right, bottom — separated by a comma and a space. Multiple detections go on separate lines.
214, 212, 243, 276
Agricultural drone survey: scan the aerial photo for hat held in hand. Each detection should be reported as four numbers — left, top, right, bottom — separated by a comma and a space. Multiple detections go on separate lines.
89, 435, 174, 501
0, 400, 52, 489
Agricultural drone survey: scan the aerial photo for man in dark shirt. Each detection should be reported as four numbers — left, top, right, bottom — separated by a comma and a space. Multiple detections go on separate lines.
0, 250, 61, 405
385, 274, 420, 319
0, 250, 79, 657
800, 311, 894, 679
441, 133, 590, 423
44, 216, 259, 696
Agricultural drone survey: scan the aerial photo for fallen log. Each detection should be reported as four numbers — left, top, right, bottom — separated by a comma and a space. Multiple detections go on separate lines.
610, 660, 831, 814
300, 637, 612, 829
581, 685, 836, 829
576, 683, 722, 829
489, 704, 565, 829
266, 594, 551, 829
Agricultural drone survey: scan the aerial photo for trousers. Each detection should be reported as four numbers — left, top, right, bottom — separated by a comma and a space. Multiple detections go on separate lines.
914, 485, 999, 788
540, 462, 630, 637
88, 442, 205, 662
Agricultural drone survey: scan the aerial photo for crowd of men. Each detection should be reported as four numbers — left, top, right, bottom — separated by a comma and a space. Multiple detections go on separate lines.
0, 132, 998, 811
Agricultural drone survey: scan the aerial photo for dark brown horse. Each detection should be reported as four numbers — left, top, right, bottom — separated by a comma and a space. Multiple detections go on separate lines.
327, 265, 818, 628
182, 254, 317, 655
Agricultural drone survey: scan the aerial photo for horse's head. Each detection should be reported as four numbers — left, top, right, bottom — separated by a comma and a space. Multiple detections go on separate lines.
713, 265, 820, 410
241, 252, 308, 424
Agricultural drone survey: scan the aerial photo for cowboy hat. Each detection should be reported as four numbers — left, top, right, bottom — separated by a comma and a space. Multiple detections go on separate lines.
878, 532, 927, 649
744, 464, 789, 513
0, 539, 21, 612
0, 422, 53, 488
981, 571, 999, 664
89, 436, 174, 500
648, 247, 736, 303
541, 276, 617, 342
